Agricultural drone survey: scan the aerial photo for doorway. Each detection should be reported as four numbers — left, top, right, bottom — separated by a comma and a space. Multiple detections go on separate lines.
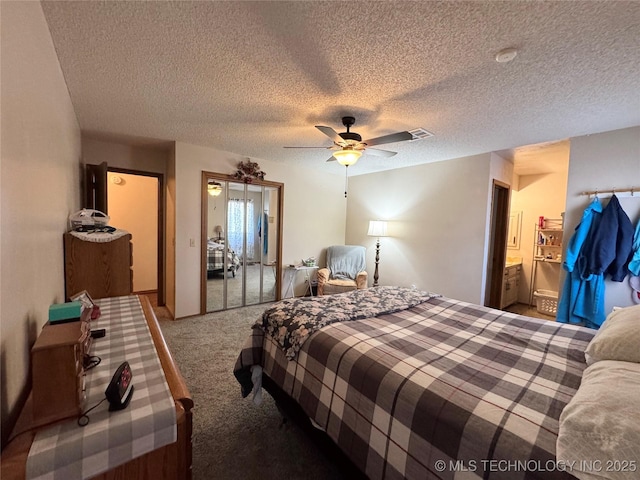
498, 139, 571, 316
107, 168, 165, 305
201, 172, 283, 313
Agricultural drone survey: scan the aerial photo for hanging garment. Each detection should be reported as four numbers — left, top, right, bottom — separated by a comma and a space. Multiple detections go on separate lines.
263, 212, 268, 255
630, 275, 640, 304
257, 212, 269, 255
628, 219, 640, 276
557, 198, 605, 328
587, 194, 634, 282
562, 199, 602, 273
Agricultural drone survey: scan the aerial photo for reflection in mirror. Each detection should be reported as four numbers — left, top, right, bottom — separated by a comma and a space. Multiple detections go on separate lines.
224, 181, 246, 309
202, 173, 283, 313
205, 178, 229, 312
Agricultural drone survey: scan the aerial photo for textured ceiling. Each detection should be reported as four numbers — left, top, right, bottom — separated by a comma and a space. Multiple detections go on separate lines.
497, 139, 570, 176
41, 1, 640, 176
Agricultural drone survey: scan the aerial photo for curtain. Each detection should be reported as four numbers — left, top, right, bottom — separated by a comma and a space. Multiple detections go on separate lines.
228, 199, 255, 261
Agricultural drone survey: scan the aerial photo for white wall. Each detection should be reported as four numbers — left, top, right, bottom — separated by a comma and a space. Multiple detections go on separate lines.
0, 1, 81, 444
82, 138, 168, 175
563, 126, 640, 314
346, 153, 492, 303
174, 142, 346, 317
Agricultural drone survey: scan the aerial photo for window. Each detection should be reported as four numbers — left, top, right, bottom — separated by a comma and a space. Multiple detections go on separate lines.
227, 199, 255, 261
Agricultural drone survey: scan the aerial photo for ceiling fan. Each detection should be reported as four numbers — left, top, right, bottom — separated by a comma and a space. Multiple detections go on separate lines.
285, 116, 413, 166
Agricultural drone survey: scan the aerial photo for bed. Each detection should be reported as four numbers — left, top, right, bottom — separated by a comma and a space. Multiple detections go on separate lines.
234, 286, 620, 480
207, 239, 240, 278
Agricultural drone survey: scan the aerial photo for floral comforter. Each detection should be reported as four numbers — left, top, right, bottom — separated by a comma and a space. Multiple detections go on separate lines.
255, 286, 439, 360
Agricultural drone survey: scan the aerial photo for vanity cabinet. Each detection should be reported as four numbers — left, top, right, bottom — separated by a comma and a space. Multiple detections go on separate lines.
501, 264, 521, 309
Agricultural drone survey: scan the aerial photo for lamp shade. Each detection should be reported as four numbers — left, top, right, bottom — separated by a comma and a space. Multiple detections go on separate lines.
333, 148, 362, 166
367, 220, 388, 237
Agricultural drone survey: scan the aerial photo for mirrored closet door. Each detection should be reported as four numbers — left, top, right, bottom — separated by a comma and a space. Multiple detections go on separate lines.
201, 172, 283, 313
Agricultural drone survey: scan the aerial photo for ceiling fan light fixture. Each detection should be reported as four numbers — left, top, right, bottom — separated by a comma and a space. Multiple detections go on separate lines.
208, 181, 223, 196
333, 148, 362, 166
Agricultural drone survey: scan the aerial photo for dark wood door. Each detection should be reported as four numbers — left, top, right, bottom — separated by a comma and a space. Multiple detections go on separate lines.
486, 181, 510, 309
84, 162, 108, 212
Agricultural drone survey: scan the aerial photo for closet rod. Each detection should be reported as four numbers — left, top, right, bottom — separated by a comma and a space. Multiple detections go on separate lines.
581, 187, 639, 197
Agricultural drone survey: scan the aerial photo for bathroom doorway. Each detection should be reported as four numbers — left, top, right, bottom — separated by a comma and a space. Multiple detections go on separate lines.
495, 139, 570, 317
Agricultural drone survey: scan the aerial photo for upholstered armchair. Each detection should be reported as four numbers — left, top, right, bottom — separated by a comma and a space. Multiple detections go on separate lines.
317, 245, 368, 296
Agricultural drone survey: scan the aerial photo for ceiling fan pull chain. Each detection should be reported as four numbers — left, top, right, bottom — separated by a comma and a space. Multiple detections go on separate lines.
344, 166, 349, 198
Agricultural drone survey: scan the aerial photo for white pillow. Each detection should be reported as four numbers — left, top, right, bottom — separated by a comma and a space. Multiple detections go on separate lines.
557, 360, 640, 480
585, 304, 640, 365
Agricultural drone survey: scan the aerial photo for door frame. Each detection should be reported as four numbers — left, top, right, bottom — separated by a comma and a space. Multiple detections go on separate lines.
200, 171, 284, 314
485, 180, 511, 309
108, 167, 165, 306
85, 162, 108, 213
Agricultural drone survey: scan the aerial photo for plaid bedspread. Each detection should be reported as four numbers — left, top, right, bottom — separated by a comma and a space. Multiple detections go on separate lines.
234, 294, 595, 480
26, 296, 177, 480
207, 246, 240, 272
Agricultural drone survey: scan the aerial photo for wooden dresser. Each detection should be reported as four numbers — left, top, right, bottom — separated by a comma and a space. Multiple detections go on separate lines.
64, 232, 133, 300
0, 296, 193, 480
31, 317, 91, 426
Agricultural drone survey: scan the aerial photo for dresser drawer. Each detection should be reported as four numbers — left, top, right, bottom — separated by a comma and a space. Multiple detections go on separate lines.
31, 321, 87, 424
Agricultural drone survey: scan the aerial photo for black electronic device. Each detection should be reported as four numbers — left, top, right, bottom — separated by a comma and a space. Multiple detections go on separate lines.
105, 361, 134, 411
91, 329, 106, 339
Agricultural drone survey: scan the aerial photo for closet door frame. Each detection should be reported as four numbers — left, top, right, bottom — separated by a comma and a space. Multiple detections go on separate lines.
200, 171, 284, 314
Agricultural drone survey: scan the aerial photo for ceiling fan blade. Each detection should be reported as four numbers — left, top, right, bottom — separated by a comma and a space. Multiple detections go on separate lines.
283, 146, 333, 149
363, 131, 413, 147
365, 148, 397, 158
316, 125, 345, 145
326, 156, 336, 162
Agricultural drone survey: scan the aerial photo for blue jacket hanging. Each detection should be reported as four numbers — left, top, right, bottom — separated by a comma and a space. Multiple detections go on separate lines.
257, 212, 268, 255
627, 218, 640, 276
587, 194, 634, 282
557, 198, 605, 328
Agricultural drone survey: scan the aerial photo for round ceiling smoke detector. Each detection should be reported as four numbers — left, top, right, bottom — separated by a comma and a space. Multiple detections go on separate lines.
495, 48, 518, 63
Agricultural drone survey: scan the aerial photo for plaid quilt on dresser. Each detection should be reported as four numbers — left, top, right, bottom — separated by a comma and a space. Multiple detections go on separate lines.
234, 291, 595, 480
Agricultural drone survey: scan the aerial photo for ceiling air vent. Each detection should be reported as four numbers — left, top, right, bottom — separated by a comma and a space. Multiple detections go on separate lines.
409, 128, 434, 141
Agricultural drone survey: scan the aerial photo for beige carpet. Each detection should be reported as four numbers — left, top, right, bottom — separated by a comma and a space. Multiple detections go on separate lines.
158, 305, 362, 480
207, 263, 277, 311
